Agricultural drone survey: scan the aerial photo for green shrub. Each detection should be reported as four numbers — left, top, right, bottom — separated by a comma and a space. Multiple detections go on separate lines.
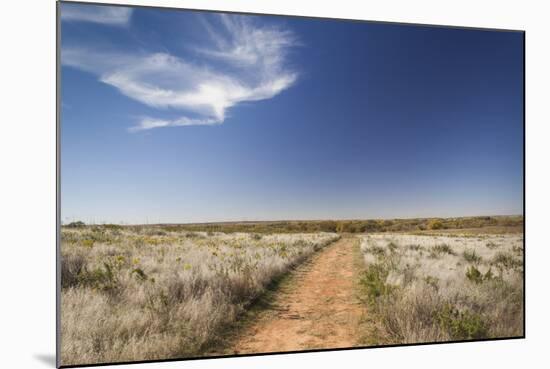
360, 263, 394, 305
465, 265, 483, 284
78, 261, 120, 292
81, 239, 95, 248
493, 252, 522, 270
408, 244, 424, 252
483, 268, 495, 281
436, 304, 488, 340
463, 249, 482, 264
465, 265, 495, 284
61, 254, 86, 288
424, 275, 439, 291
429, 244, 455, 258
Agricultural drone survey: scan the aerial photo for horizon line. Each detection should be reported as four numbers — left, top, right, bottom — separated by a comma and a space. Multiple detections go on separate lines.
61, 213, 524, 226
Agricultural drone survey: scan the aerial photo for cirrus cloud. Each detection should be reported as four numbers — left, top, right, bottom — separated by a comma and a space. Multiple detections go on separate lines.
61, 13, 299, 131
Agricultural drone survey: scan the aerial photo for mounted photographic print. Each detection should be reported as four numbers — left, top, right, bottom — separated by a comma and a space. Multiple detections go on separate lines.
57, 1, 525, 367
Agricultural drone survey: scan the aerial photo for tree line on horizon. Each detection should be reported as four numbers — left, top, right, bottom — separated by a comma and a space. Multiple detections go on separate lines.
64, 215, 523, 234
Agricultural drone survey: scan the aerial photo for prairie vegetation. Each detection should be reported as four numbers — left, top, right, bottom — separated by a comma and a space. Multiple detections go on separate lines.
126, 215, 522, 234
359, 234, 524, 344
59, 219, 524, 365
60, 225, 339, 365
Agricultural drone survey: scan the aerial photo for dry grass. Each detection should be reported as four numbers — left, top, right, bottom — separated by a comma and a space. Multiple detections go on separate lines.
60, 226, 339, 365
359, 234, 524, 344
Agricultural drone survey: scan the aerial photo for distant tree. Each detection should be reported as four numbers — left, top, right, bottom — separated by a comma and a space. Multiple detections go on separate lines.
319, 221, 338, 233
428, 219, 444, 230
66, 221, 85, 228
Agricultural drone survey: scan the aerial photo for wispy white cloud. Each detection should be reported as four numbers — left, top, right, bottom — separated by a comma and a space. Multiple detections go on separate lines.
128, 116, 221, 132
61, 4, 132, 26
61, 14, 298, 131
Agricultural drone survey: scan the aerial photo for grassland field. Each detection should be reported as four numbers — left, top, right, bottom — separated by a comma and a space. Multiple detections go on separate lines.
60, 215, 523, 365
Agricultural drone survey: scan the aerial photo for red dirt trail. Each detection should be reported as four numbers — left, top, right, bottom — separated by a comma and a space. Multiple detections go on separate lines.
229, 237, 364, 354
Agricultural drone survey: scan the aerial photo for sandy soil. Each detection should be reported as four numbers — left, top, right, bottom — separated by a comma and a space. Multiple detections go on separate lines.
229, 237, 365, 354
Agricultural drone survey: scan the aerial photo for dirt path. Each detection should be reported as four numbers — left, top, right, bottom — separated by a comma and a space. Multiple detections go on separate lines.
228, 236, 365, 354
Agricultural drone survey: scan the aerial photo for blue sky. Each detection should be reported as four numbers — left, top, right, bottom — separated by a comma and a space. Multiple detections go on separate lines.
60, 2, 524, 224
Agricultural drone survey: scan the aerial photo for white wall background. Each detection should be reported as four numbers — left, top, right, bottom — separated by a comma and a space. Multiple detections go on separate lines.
0, 0, 548, 368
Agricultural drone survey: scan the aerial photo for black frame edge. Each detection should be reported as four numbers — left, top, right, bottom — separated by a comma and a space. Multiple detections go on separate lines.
56, 1, 62, 368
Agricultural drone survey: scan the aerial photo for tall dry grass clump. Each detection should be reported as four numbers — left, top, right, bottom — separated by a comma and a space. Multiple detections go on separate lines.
359, 234, 523, 344
60, 226, 339, 365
